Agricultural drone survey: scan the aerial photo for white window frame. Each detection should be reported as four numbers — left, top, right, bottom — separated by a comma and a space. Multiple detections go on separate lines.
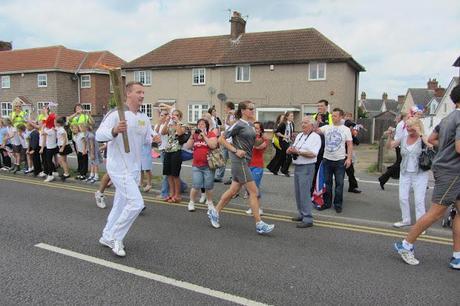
37, 74, 48, 87
1, 75, 10, 89
301, 104, 318, 116
81, 75, 91, 88
140, 103, 153, 119
308, 62, 327, 81
187, 103, 209, 124
37, 101, 50, 111
256, 107, 300, 131
192, 68, 206, 85
1, 102, 12, 118
134, 70, 152, 86
235, 65, 250, 82
81, 103, 92, 113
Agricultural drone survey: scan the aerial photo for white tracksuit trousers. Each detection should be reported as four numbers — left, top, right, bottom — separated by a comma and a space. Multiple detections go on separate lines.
102, 170, 144, 242
398, 171, 429, 224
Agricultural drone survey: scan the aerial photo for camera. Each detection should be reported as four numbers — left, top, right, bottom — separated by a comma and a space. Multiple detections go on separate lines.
291, 153, 299, 160
195, 128, 202, 134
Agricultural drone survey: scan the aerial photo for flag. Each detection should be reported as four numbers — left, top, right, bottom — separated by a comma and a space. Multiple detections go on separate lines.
312, 161, 326, 209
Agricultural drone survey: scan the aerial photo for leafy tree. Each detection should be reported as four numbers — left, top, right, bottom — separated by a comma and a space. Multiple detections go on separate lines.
358, 106, 368, 119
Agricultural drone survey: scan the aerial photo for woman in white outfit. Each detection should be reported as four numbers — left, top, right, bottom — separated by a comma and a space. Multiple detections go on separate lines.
386, 117, 431, 228
96, 81, 153, 257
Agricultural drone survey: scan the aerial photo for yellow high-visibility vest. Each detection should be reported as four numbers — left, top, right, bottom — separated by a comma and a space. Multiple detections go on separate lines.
10, 111, 26, 127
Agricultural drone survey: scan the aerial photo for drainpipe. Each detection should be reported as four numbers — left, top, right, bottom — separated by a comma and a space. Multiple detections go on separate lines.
75, 53, 89, 104
354, 71, 359, 119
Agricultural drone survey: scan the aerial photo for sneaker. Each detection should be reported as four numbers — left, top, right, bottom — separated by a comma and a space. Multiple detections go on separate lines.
112, 240, 126, 257
394, 241, 419, 265
246, 208, 264, 216
38, 171, 46, 178
207, 207, 220, 228
256, 221, 275, 234
199, 193, 206, 203
85, 176, 94, 183
95, 191, 106, 209
52, 171, 59, 177
188, 201, 195, 212
143, 185, 152, 192
44, 175, 55, 182
99, 237, 114, 248
24, 168, 33, 174
393, 221, 411, 228
206, 200, 214, 210
449, 257, 460, 270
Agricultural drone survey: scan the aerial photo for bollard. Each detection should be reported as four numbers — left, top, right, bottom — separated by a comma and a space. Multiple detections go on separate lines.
377, 135, 386, 172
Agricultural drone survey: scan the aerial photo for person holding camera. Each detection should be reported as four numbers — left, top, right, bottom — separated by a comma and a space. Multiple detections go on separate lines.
287, 116, 321, 228
184, 118, 218, 212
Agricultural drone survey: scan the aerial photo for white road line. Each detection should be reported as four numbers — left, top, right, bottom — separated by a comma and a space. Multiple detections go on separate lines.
35, 243, 268, 306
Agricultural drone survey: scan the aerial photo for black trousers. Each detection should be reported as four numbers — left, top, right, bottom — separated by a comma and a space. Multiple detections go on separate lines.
346, 163, 359, 191
379, 146, 402, 184
77, 152, 88, 176
44, 148, 56, 175
0, 147, 11, 168
267, 141, 291, 174
31, 150, 42, 176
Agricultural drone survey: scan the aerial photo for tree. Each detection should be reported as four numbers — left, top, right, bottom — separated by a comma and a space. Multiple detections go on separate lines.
358, 106, 368, 119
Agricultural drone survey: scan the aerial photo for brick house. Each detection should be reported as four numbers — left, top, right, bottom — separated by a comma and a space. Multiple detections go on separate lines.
0, 44, 125, 120
122, 11, 365, 128
358, 92, 399, 118
400, 78, 445, 115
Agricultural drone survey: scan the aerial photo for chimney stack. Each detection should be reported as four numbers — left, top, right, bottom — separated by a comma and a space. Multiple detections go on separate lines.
382, 92, 388, 101
398, 95, 405, 105
230, 11, 246, 40
427, 78, 439, 90
360, 91, 366, 100
0, 41, 12, 51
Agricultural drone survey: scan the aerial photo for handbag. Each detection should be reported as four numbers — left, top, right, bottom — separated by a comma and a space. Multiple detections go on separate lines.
207, 148, 225, 170
418, 140, 436, 171
181, 149, 193, 161
177, 130, 191, 145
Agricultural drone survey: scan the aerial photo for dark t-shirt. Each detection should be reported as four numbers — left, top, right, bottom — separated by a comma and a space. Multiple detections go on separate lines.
225, 119, 256, 162
432, 109, 460, 175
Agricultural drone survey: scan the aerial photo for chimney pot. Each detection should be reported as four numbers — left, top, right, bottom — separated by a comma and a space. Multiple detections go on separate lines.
360, 91, 366, 100
230, 11, 246, 40
382, 92, 388, 100
427, 78, 439, 90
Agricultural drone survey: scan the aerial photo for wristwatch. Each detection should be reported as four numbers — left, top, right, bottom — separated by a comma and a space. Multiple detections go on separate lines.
233, 148, 237, 153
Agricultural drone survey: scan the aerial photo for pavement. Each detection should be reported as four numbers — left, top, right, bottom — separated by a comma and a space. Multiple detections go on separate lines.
0, 170, 458, 305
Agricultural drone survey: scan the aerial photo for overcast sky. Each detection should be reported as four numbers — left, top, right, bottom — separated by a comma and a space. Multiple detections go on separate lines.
1, 0, 459, 99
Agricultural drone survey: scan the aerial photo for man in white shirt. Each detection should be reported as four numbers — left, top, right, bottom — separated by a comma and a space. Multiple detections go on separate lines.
318, 108, 353, 213
96, 81, 153, 257
287, 117, 321, 227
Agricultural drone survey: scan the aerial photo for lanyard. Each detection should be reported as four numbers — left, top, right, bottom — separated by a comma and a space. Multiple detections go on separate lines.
293, 132, 312, 150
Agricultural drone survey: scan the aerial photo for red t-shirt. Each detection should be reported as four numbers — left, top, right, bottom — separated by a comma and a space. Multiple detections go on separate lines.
192, 131, 216, 167
249, 136, 267, 168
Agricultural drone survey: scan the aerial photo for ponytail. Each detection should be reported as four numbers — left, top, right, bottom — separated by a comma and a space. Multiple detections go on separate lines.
235, 100, 252, 119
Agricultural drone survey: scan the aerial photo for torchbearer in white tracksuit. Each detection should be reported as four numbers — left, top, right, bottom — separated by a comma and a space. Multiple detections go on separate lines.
96, 81, 152, 257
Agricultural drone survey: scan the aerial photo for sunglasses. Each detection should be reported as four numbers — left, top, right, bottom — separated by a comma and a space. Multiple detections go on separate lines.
245, 107, 255, 111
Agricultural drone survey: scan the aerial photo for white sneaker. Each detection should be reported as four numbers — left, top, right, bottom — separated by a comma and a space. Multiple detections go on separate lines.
188, 201, 195, 212
206, 200, 215, 211
393, 221, 411, 228
99, 237, 114, 248
95, 191, 106, 209
246, 208, 264, 216
199, 193, 206, 203
112, 240, 126, 257
44, 175, 55, 182
143, 184, 152, 192
52, 171, 59, 177
38, 171, 46, 178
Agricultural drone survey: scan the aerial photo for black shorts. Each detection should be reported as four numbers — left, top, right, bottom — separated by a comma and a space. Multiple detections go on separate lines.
58, 144, 73, 156
432, 172, 460, 207
163, 150, 182, 177
12, 145, 23, 153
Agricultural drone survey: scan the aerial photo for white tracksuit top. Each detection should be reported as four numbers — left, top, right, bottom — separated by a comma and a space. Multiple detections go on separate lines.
96, 109, 152, 174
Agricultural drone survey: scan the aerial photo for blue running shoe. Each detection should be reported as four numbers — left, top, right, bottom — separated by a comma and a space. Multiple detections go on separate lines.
449, 257, 460, 270
256, 221, 275, 234
207, 208, 220, 228
394, 241, 419, 265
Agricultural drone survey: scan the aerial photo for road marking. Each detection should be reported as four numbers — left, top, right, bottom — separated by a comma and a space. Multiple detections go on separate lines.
1, 174, 451, 245
35, 243, 268, 306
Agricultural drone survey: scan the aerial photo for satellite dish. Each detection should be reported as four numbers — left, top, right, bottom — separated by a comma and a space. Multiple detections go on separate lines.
208, 87, 216, 95
217, 93, 227, 102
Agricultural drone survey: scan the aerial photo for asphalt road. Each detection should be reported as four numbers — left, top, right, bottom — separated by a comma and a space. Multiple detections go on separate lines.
0, 174, 458, 305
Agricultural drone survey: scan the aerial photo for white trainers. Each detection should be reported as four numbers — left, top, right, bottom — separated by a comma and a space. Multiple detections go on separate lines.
38, 171, 46, 178
393, 221, 411, 228
143, 184, 152, 192
188, 201, 195, 212
246, 208, 264, 216
95, 191, 106, 209
99, 237, 114, 248
44, 175, 55, 182
206, 200, 214, 210
199, 193, 206, 203
112, 240, 126, 257
52, 171, 59, 177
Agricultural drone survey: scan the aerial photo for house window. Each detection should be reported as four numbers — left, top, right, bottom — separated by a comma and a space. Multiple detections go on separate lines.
256, 108, 300, 130
81, 75, 91, 88
37, 101, 50, 111
140, 103, 153, 119
109, 78, 114, 93
235, 65, 250, 82
308, 63, 326, 80
1, 102, 12, 118
192, 68, 206, 85
188, 103, 209, 123
37, 74, 48, 87
302, 104, 317, 116
81, 103, 92, 113
1, 76, 10, 89
134, 70, 151, 86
